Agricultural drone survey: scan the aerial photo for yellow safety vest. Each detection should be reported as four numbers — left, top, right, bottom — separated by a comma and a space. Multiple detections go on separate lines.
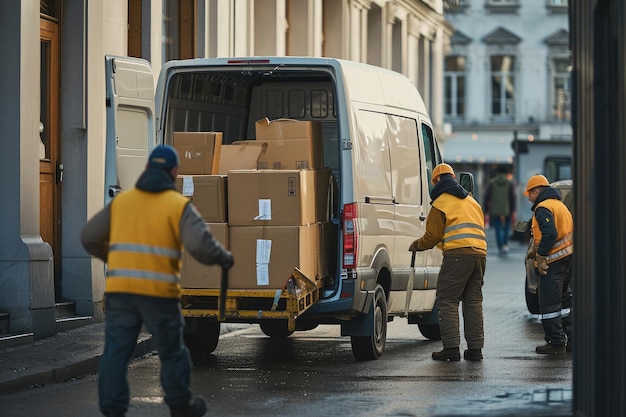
106, 188, 189, 298
432, 193, 487, 251
532, 199, 573, 263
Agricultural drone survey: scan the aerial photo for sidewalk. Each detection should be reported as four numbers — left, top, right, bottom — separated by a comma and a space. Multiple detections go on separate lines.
0, 322, 247, 395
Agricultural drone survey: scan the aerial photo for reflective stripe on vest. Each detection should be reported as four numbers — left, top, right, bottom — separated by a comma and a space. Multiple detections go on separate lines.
106, 268, 178, 283
442, 222, 487, 245
433, 194, 487, 251
109, 243, 182, 259
106, 243, 182, 284
546, 245, 574, 262
532, 199, 573, 263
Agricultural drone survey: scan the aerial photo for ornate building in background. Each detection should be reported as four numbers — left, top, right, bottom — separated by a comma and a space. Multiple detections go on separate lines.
441, 0, 571, 207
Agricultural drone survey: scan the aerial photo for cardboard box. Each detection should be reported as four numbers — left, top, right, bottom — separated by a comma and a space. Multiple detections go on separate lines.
176, 175, 227, 223
173, 132, 223, 175
255, 118, 322, 142
228, 224, 320, 289
180, 223, 228, 288
227, 169, 331, 226
255, 118, 323, 169
218, 141, 267, 174
257, 138, 322, 170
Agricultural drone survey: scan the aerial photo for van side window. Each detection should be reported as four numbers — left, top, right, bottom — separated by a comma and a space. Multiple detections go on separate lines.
388, 115, 422, 205
421, 124, 441, 191
353, 110, 392, 201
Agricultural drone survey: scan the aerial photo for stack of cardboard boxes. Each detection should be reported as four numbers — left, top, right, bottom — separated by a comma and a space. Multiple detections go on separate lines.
173, 119, 332, 290
173, 131, 229, 289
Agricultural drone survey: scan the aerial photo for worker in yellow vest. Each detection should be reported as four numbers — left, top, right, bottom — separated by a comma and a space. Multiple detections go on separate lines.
81, 145, 233, 417
524, 174, 573, 354
409, 163, 487, 362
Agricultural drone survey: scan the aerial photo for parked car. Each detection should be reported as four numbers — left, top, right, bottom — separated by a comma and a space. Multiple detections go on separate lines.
514, 179, 573, 314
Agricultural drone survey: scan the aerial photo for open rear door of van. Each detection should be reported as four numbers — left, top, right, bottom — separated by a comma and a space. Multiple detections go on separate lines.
104, 55, 156, 205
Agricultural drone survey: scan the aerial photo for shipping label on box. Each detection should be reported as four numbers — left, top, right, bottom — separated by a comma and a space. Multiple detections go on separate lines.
218, 141, 267, 174
180, 223, 228, 288
228, 169, 331, 226
175, 175, 227, 223
173, 132, 223, 175
228, 224, 320, 289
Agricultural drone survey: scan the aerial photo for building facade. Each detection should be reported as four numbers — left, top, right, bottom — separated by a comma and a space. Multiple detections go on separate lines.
0, 0, 452, 339
441, 0, 571, 201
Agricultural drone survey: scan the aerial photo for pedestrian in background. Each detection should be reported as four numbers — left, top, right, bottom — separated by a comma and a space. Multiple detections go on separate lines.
409, 163, 487, 362
483, 165, 516, 255
81, 145, 234, 417
524, 174, 573, 354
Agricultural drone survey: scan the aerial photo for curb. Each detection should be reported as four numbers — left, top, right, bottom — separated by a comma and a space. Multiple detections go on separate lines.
0, 334, 154, 395
0, 323, 252, 396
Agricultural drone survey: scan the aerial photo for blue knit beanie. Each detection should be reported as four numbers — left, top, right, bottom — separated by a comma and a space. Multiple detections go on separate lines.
148, 145, 179, 170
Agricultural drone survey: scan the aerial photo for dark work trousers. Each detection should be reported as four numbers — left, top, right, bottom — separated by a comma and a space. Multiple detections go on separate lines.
99, 294, 193, 416
538, 255, 573, 346
436, 253, 487, 349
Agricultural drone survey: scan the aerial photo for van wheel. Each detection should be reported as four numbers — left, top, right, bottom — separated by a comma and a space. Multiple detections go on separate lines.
418, 323, 441, 341
184, 318, 220, 355
525, 283, 540, 315
350, 285, 387, 361
260, 321, 294, 338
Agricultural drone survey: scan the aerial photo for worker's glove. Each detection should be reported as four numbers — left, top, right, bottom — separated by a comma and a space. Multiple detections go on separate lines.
536, 254, 549, 276
221, 251, 234, 270
526, 244, 537, 260
408, 240, 422, 252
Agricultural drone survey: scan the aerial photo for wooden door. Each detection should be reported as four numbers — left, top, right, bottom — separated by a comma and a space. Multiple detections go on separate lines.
40, 18, 62, 300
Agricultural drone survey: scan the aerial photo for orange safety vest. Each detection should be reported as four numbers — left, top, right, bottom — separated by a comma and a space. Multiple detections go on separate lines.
106, 188, 189, 298
433, 193, 487, 252
532, 199, 573, 263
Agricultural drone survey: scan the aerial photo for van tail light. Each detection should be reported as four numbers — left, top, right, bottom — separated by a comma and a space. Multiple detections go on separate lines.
342, 203, 358, 269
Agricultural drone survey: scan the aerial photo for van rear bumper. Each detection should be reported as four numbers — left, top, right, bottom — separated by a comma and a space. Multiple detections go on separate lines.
302, 267, 378, 318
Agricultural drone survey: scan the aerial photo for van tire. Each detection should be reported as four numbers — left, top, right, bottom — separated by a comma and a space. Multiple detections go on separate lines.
184, 318, 220, 355
418, 323, 441, 341
350, 285, 387, 361
260, 321, 294, 338
525, 283, 540, 315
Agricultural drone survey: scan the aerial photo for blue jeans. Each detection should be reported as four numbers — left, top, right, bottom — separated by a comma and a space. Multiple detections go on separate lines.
99, 294, 192, 416
491, 215, 511, 251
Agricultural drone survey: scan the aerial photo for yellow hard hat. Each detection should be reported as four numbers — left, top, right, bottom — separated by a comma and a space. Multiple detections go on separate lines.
524, 174, 549, 195
432, 163, 456, 185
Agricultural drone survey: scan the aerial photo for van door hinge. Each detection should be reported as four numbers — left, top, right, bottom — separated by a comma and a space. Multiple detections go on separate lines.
109, 186, 122, 198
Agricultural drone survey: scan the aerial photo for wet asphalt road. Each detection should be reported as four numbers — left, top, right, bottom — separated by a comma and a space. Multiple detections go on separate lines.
0, 238, 572, 416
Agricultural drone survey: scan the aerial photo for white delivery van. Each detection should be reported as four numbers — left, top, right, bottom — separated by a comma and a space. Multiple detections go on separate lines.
105, 56, 447, 360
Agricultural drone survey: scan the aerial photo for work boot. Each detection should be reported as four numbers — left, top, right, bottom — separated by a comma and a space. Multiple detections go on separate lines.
463, 348, 483, 361
535, 343, 566, 355
171, 396, 207, 417
432, 347, 461, 362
